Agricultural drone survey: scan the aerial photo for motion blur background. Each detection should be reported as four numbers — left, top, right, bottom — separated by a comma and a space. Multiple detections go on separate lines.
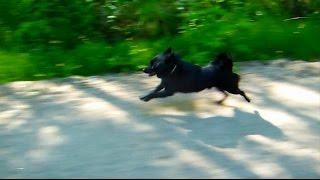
1, 1, 320, 178
0, 0, 319, 82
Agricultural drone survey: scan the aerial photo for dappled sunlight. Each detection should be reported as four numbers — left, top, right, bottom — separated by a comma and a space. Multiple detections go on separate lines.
65, 82, 156, 133
246, 135, 320, 159
208, 142, 292, 178
78, 97, 128, 120
26, 149, 52, 163
256, 107, 311, 135
239, 72, 320, 146
0, 97, 31, 131
199, 132, 319, 178
269, 82, 320, 107
6, 119, 28, 131
62, 93, 155, 133
26, 126, 66, 163
38, 126, 66, 146
150, 141, 232, 178
80, 76, 143, 103
7, 80, 56, 95
0, 78, 154, 134
256, 107, 320, 146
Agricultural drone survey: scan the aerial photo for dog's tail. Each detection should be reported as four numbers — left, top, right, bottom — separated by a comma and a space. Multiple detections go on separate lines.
211, 53, 233, 72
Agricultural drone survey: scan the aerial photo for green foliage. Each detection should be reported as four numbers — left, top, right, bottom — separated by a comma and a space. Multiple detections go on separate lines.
0, 0, 319, 83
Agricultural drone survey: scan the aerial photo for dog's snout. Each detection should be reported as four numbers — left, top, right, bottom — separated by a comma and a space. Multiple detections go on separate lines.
143, 67, 156, 76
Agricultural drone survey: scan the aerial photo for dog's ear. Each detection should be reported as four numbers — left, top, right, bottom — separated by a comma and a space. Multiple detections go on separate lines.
165, 51, 175, 64
164, 47, 172, 54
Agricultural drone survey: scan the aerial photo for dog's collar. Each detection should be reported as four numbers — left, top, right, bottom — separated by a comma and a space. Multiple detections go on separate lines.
169, 64, 177, 75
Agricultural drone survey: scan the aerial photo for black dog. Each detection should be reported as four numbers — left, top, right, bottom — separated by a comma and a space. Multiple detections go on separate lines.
140, 48, 250, 103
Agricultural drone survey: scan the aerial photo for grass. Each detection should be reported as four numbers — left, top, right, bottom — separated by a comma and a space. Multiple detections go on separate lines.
0, 17, 319, 84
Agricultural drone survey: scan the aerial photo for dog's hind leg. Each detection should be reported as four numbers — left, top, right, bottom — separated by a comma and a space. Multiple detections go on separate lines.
239, 89, 251, 102
227, 88, 251, 102
225, 73, 251, 103
216, 89, 229, 104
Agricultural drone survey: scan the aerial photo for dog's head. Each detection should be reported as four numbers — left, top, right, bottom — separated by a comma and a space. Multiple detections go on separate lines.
143, 47, 177, 78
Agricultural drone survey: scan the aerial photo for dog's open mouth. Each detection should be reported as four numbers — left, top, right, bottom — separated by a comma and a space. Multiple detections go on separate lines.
148, 72, 156, 76
143, 68, 156, 76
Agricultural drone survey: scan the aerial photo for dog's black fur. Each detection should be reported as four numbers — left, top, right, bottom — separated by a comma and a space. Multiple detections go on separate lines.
140, 48, 250, 103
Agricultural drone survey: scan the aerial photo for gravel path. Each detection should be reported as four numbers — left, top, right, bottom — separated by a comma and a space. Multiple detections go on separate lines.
0, 60, 319, 178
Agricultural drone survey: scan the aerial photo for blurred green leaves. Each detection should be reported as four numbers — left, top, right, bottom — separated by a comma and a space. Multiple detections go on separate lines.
0, 0, 319, 83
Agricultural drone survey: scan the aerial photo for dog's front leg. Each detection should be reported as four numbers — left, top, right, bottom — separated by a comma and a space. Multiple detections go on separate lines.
140, 90, 174, 102
140, 83, 164, 101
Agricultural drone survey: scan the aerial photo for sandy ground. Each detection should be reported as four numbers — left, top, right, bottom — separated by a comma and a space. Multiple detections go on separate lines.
0, 60, 320, 178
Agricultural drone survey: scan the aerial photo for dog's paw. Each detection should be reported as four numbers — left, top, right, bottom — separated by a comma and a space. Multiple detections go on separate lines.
139, 96, 151, 102
139, 96, 145, 101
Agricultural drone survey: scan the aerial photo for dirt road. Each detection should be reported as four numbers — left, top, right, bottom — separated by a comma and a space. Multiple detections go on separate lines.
1, 60, 319, 178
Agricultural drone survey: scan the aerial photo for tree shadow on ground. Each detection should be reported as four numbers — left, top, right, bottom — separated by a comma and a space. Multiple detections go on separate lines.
158, 109, 285, 148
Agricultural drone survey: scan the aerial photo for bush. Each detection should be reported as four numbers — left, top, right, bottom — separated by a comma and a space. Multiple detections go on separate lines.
0, 0, 319, 83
